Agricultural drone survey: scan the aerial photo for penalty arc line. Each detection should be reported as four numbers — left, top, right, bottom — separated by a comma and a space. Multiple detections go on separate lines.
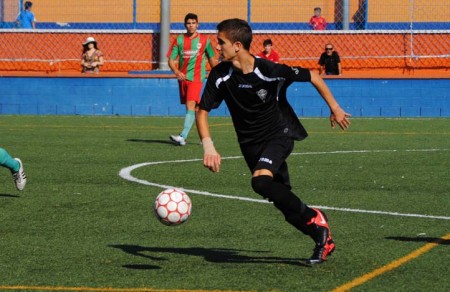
119, 149, 450, 221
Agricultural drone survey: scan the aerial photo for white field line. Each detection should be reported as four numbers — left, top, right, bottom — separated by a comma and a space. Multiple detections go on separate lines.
119, 149, 450, 221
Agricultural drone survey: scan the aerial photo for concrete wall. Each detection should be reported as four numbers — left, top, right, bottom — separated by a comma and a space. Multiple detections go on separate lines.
0, 76, 449, 117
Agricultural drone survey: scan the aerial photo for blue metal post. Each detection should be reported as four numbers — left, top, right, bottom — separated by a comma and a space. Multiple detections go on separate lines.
0, 0, 4, 24
343, 0, 350, 30
364, 0, 368, 29
133, 0, 137, 29
247, 0, 251, 24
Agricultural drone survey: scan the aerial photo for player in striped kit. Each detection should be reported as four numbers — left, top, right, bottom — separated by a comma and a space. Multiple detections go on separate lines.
167, 13, 218, 146
0, 147, 26, 191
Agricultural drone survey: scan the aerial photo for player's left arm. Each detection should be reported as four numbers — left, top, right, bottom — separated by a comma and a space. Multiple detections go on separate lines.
205, 39, 219, 68
208, 56, 218, 68
310, 71, 351, 130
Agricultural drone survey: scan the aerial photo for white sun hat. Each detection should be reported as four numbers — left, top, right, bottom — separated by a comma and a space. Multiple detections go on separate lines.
83, 37, 96, 45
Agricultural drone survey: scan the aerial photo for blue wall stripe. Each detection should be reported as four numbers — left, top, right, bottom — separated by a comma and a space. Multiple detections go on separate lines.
0, 77, 449, 117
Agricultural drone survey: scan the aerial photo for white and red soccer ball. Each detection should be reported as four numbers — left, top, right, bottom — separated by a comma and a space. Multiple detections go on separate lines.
154, 188, 192, 226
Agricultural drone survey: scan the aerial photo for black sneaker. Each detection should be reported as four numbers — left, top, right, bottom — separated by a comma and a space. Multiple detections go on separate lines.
307, 237, 335, 264
306, 208, 335, 264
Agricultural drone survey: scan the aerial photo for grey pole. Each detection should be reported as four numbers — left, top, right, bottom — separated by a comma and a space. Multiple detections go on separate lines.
159, 0, 170, 70
343, 0, 350, 30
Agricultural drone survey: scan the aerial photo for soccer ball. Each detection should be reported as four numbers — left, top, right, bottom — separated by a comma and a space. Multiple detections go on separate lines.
154, 188, 192, 226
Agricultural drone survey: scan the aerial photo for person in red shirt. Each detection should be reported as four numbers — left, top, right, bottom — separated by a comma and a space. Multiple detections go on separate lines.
309, 7, 327, 30
257, 39, 280, 63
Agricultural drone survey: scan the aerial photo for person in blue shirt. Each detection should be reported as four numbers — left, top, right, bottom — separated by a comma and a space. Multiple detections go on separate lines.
16, 1, 36, 29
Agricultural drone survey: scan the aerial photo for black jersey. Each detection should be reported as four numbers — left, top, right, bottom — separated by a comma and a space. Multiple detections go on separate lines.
199, 57, 310, 145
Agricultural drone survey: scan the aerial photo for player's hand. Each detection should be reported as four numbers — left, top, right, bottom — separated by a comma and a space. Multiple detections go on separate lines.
175, 71, 186, 81
202, 137, 220, 172
203, 152, 221, 173
330, 106, 351, 130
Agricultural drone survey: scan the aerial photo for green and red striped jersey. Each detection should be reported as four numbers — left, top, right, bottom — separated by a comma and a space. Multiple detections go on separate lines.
167, 33, 215, 82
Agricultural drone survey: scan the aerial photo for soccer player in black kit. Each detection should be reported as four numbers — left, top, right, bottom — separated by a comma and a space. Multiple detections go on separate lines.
196, 18, 351, 264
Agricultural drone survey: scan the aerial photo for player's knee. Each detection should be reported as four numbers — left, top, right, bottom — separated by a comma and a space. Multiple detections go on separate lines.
251, 175, 273, 198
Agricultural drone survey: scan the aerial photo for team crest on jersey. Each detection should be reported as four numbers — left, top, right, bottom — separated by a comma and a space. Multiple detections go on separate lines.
257, 89, 268, 102
197, 43, 202, 50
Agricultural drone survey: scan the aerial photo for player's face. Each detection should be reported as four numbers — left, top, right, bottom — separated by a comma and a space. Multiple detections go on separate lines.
185, 19, 198, 35
216, 32, 238, 62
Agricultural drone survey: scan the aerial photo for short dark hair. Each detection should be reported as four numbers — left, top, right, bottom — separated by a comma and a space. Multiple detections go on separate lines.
263, 39, 273, 46
217, 18, 252, 51
24, 1, 33, 10
314, 7, 321, 12
184, 13, 198, 24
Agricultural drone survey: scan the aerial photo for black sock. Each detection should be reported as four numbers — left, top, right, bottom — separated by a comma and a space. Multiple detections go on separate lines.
251, 175, 316, 232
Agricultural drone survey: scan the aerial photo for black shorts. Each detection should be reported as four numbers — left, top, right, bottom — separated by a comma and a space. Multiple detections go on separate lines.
239, 135, 295, 186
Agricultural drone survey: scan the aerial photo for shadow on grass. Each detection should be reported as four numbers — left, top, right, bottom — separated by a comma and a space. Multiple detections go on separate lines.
386, 236, 450, 246
0, 193, 19, 198
109, 244, 311, 269
127, 138, 174, 145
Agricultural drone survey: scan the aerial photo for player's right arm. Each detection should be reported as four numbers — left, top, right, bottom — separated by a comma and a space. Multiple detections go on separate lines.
197, 64, 226, 172
168, 57, 185, 81
167, 37, 186, 80
196, 109, 221, 173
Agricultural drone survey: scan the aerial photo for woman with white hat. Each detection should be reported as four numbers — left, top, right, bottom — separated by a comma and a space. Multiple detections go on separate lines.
81, 37, 104, 73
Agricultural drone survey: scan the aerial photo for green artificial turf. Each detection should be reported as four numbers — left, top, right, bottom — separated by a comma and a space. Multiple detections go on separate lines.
0, 116, 449, 292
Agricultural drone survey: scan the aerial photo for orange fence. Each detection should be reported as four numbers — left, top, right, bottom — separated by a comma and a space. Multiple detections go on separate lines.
0, 32, 449, 73
0, 33, 154, 72
2, 1, 449, 75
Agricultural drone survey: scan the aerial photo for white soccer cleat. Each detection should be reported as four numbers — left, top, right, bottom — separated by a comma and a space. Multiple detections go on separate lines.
12, 158, 27, 191
169, 135, 186, 146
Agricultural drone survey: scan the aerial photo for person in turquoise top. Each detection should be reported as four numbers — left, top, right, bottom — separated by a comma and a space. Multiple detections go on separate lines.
167, 13, 218, 146
0, 147, 26, 191
16, 1, 36, 29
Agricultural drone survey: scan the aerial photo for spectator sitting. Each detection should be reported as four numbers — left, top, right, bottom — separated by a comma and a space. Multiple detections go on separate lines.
309, 7, 326, 30
319, 43, 342, 75
16, 1, 36, 29
257, 39, 280, 63
81, 37, 104, 74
